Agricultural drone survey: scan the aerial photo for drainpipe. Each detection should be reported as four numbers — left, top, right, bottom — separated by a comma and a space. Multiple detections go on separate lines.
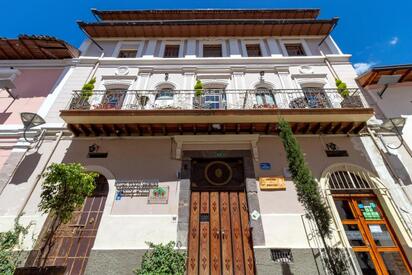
17, 131, 64, 216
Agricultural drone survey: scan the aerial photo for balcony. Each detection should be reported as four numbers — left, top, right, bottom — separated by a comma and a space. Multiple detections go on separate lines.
60, 88, 374, 136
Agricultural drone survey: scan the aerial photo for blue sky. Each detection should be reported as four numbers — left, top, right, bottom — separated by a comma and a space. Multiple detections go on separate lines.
3, 0, 410, 73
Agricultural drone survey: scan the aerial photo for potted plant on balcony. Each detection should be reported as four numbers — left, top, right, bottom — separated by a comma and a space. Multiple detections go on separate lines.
193, 80, 203, 109
75, 77, 96, 109
336, 79, 362, 108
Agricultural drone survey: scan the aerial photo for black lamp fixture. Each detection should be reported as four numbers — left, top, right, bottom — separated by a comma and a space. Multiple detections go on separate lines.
259, 71, 265, 81
20, 112, 46, 143
165, 72, 169, 81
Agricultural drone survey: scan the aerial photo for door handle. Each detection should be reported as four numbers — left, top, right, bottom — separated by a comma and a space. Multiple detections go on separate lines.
221, 230, 226, 240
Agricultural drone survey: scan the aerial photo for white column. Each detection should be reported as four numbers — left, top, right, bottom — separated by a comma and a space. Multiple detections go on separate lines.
266, 38, 283, 57
229, 39, 241, 58
182, 69, 196, 109
142, 40, 157, 58
185, 39, 197, 58
231, 69, 245, 109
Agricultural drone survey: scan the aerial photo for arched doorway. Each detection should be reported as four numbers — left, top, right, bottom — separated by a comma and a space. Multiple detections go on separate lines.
322, 165, 411, 274
25, 174, 109, 275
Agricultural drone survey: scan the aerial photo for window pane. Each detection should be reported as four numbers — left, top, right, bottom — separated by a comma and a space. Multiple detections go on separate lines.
164, 45, 179, 58
118, 50, 137, 58
264, 94, 275, 105
285, 44, 306, 56
357, 199, 382, 220
203, 45, 222, 57
368, 224, 394, 247
256, 94, 264, 105
381, 252, 409, 275
355, 252, 378, 275
334, 200, 355, 220
246, 44, 261, 57
343, 224, 365, 246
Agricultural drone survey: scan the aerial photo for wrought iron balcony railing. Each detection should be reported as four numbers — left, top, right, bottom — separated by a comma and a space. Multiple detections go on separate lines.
67, 88, 365, 111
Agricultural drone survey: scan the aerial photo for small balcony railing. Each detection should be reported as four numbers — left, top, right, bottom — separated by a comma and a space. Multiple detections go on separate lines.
67, 88, 365, 111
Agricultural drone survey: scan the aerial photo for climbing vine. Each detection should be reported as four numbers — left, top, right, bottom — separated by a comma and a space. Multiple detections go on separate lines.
0, 215, 32, 275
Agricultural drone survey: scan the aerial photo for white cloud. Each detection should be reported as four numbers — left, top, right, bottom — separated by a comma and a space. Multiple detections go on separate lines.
389, 36, 399, 45
354, 62, 375, 75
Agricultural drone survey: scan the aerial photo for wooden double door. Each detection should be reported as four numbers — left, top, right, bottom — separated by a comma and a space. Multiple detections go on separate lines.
187, 191, 255, 275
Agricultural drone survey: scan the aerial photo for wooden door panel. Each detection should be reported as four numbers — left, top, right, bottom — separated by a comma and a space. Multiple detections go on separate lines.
220, 192, 234, 275
210, 192, 221, 275
239, 192, 255, 275
188, 192, 200, 275
199, 192, 210, 275
229, 192, 245, 275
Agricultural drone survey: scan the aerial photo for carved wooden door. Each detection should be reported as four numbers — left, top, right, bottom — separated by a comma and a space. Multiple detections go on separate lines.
187, 191, 255, 275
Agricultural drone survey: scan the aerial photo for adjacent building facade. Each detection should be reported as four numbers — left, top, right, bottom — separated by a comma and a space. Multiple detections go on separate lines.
0, 9, 411, 275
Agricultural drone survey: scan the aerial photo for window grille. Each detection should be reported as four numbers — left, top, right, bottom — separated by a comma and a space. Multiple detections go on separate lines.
285, 43, 306, 56
328, 170, 374, 191
270, 249, 293, 263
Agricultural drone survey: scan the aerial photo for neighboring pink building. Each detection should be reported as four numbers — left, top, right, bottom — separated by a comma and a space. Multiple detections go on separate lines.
0, 35, 79, 192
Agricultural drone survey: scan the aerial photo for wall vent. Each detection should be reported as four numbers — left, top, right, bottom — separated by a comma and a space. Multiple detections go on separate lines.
270, 249, 293, 263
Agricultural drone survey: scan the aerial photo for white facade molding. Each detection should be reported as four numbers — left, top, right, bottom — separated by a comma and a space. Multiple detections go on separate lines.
174, 134, 260, 161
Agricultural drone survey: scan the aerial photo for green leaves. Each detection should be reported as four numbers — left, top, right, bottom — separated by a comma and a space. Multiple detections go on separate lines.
278, 119, 332, 238
81, 77, 96, 99
135, 242, 186, 275
194, 80, 203, 96
39, 163, 97, 224
0, 215, 31, 275
335, 79, 350, 98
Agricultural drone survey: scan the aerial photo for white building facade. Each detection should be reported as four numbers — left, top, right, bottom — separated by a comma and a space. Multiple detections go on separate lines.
1, 9, 412, 275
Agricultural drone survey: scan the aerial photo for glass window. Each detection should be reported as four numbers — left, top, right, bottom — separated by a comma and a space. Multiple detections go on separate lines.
355, 252, 378, 275
202, 90, 225, 109
163, 45, 180, 58
255, 88, 275, 107
343, 224, 365, 246
156, 88, 174, 100
334, 200, 355, 220
302, 87, 330, 108
118, 49, 138, 58
357, 199, 382, 220
246, 44, 262, 57
368, 224, 394, 247
285, 43, 306, 56
380, 252, 410, 275
203, 45, 222, 57
102, 89, 125, 109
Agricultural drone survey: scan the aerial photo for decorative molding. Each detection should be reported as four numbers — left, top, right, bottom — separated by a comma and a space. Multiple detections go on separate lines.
115, 66, 129, 76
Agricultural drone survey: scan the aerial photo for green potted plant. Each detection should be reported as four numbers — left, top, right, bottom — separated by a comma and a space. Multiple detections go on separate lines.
193, 80, 203, 108
73, 77, 96, 109
336, 79, 362, 108
81, 77, 96, 99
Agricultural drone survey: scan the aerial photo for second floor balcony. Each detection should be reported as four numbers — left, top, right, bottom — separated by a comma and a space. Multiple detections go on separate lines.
60, 88, 374, 136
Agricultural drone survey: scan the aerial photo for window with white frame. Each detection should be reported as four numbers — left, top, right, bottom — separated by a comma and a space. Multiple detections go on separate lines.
203, 44, 222, 57
117, 43, 139, 58
155, 87, 174, 108
285, 43, 306, 56
163, 45, 180, 58
255, 87, 276, 107
246, 44, 262, 57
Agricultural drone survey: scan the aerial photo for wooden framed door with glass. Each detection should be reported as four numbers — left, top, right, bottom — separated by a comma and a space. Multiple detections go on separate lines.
333, 194, 411, 275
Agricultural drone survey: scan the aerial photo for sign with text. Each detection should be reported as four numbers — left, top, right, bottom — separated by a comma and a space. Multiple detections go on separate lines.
148, 186, 169, 204
259, 177, 286, 191
115, 179, 159, 198
259, 163, 271, 170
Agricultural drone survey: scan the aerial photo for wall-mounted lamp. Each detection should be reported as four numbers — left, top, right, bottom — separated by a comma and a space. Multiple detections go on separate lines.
20, 112, 46, 143
259, 71, 265, 82
165, 73, 169, 81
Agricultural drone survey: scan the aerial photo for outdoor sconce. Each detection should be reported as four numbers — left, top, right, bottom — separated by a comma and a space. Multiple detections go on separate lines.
259, 71, 265, 82
165, 72, 169, 81
20, 112, 46, 143
88, 143, 108, 158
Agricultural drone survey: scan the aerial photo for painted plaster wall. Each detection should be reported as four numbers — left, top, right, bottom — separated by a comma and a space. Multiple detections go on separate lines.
0, 148, 11, 169
0, 68, 63, 124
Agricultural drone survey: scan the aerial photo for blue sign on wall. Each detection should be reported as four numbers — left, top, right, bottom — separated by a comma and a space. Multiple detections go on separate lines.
260, 163, 271, 170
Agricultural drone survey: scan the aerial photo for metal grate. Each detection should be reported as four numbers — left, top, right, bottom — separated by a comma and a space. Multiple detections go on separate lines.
327, 170, 374, 191
270, 249, 293, 263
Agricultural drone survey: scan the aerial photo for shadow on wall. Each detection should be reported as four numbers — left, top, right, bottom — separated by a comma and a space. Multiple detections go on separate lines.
9, 151, 42, 185
386, 152, 412, 186
281, 263, 294, 275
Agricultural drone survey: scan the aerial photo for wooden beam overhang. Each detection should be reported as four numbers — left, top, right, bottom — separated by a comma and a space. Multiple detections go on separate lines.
61, 108, 373, 137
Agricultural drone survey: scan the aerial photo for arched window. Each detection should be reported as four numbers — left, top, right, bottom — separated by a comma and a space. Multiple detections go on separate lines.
255, 87, 276, 108
155, 84, 175, 108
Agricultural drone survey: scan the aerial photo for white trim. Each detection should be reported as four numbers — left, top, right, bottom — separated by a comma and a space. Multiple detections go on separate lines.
159, 40, 185, 58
